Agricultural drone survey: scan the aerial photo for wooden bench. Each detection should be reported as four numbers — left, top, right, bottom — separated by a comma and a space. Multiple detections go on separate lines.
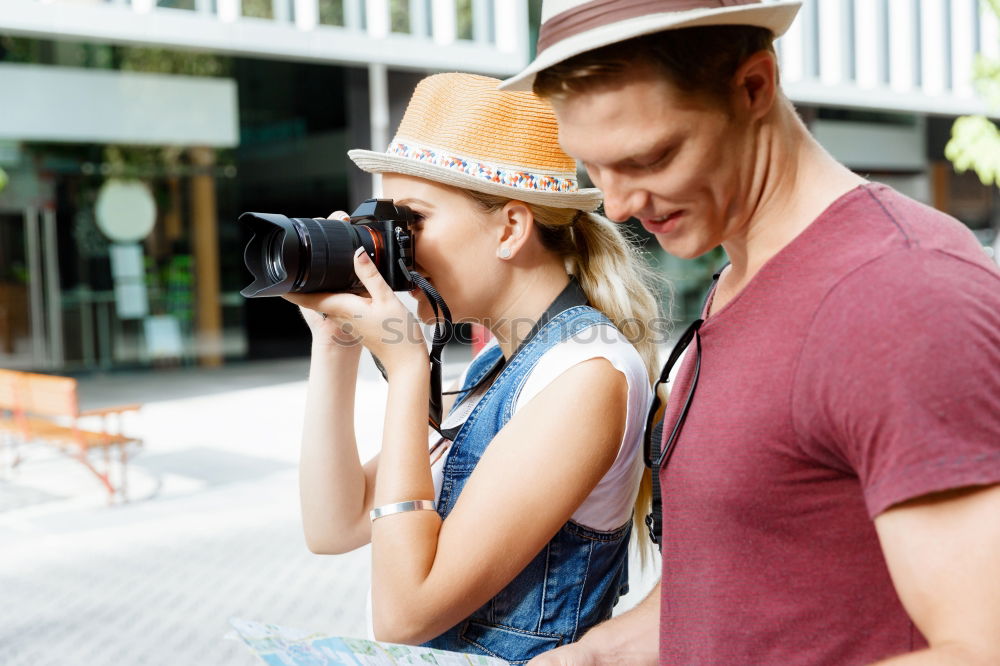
0, 369, 24, 468
0, 369, 142, 503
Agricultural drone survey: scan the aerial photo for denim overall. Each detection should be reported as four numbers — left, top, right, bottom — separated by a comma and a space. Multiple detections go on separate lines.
422, 304, 632, 664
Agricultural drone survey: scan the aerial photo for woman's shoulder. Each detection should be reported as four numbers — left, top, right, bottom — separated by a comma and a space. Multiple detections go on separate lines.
516, 322, 650, 412
551, 321, 646, 370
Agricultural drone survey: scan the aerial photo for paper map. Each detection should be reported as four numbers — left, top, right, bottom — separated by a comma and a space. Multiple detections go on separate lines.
229, 618, 509, 666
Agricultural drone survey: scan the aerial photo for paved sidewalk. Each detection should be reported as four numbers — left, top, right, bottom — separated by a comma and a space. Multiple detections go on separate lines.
0, 352, 658, 665
0, 356, 386, 665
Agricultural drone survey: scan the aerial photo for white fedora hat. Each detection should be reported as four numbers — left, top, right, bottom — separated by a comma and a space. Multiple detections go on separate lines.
349, 72, 602, 211
500, 0, 802, 92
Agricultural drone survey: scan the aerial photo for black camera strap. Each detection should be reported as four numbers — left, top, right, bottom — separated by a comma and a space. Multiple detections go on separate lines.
372, 271, 588, 439
407, 270, 452, 433
367, 269, 451, 432
436, 277, 588, 439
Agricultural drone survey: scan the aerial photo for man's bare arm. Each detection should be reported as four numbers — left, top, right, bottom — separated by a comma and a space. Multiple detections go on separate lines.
873, 483, 1000, 665
527, 581, 660, 665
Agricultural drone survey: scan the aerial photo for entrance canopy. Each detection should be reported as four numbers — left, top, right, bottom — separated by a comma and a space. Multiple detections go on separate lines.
0, 63, 238, 147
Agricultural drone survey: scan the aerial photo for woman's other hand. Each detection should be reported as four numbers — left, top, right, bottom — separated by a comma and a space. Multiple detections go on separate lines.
282, 211, 366, 349
285, 234, 427, 375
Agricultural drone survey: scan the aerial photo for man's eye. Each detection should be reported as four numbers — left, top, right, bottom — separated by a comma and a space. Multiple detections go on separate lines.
640, 150, 671, 169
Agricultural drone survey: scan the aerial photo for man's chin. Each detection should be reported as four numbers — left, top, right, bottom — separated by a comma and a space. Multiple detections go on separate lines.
656, 237, 710, 260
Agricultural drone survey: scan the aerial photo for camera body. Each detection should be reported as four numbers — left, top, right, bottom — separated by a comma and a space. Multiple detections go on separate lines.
239, 198, 415, 298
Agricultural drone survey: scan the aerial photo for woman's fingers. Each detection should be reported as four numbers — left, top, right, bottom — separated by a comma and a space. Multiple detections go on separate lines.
311, 210, 350, 222
284, 291, 366, 320
352, 248, 395, 303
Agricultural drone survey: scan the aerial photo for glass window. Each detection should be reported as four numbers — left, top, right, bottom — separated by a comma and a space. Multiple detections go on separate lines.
318, 0, 345, 26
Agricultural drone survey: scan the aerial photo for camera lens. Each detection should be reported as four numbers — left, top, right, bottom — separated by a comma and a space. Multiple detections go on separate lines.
239, 200, 414, 298
239, 213, 367, 297
264, 231, 286, 283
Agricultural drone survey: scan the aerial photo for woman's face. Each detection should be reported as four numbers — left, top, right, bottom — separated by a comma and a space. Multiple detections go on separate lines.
381, 174, 505, 324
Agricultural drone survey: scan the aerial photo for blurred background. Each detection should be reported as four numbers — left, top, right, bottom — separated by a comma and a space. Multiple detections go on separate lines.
0, 0, 997, 373
0, 0, 998, 663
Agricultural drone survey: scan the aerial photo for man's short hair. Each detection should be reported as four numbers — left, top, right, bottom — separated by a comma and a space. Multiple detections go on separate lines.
533, 25, 776, 104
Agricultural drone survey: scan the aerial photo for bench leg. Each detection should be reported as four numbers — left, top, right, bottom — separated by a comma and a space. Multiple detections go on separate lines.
119, 444, 129, 502
73, 450, 117, 503
1, 431, 24, 475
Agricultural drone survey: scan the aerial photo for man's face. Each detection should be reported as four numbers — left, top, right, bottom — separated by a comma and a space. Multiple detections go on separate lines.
551, 67, 756, 259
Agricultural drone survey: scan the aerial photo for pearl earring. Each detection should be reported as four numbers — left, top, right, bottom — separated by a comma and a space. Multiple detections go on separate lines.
498, 247, 512, 259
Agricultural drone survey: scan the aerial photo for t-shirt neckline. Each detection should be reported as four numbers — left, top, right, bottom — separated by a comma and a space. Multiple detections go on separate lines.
702, 182, 875, 327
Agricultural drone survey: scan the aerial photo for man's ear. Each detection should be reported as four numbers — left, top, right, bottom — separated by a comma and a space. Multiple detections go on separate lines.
497, 201, 534, 259
730, 50, 778, 121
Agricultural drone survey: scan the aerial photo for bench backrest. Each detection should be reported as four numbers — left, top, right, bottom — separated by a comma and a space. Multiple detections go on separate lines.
0, 369, 21, 412
19, 372, 79, 419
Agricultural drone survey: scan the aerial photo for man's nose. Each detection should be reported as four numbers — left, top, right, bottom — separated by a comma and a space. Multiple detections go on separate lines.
600, 173, 647, 223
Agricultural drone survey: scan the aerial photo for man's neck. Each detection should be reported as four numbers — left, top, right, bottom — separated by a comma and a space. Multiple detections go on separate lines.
713, 97, 867, 313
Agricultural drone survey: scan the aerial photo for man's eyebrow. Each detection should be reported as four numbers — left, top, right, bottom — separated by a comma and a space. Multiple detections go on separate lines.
603, 137, 679, 170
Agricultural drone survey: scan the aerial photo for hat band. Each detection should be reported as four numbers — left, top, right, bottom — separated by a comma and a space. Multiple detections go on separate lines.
537, 0, 759, 54
387, 141, 581, 194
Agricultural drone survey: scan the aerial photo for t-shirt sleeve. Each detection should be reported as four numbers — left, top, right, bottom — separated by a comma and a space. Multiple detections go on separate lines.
792, 249, 1000, 518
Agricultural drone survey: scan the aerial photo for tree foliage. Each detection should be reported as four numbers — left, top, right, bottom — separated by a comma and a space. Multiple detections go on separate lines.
945, 0, 1000, 187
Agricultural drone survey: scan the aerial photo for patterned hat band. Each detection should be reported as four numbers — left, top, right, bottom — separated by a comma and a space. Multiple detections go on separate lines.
386, 141, 581, 194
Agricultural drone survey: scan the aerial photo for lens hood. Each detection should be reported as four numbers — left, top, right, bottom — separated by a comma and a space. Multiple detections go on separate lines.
239, 212, 305, 297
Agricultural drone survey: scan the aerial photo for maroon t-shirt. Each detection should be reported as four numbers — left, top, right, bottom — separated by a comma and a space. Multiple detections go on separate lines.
657, 184, 1000, 664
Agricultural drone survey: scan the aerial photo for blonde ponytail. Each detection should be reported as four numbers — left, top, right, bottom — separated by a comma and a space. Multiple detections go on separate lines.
564, 212, 662, 382
462, 189, 668, 564
544, 210, 664, 565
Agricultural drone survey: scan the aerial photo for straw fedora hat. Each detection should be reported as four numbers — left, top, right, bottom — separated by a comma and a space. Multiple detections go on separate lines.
349, 72, 602, 211
500, 0, 802, 92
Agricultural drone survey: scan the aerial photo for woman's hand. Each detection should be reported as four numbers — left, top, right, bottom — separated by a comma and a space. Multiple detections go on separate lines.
280, 212, 363, 350
284, 240, 427, 376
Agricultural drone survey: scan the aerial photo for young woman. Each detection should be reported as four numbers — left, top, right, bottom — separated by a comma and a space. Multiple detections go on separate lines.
284, 72, 662, 664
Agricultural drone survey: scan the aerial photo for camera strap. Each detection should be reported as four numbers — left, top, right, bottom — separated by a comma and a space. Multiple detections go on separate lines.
374, 267, 587, 439
365, 259, 455, 434
406, 270, 453, 434
436, 277, 589, 439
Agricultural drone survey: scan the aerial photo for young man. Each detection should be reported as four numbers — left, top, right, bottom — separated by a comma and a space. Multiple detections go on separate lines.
501, 2, 1000, 664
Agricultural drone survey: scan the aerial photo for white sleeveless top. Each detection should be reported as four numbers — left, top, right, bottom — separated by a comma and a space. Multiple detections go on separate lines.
430, 324, 651, 530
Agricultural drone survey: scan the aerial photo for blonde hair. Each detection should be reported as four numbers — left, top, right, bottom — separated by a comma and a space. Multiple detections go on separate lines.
464, 190, 666, 561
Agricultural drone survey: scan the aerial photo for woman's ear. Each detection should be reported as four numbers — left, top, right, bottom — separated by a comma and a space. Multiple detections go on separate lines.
497, 201, 534, 260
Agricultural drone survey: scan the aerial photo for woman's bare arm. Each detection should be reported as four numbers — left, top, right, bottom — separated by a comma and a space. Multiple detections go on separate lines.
370, 357, 629, 644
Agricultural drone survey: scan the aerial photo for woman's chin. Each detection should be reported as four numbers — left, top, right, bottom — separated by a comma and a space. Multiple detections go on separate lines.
415, 296, 460, 327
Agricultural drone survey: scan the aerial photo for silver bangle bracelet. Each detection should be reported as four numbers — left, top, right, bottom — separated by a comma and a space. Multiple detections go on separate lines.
369, 499, 437, 522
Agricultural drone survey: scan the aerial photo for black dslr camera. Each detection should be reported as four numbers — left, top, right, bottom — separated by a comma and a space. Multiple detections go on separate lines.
239, 199, 415, 298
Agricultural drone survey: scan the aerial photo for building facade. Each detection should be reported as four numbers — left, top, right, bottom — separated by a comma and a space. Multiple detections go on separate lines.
0, 0, 996, 372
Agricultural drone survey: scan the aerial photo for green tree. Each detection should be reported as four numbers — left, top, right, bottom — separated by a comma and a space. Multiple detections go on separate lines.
0, 166, 8, 194
945, 0, 1000, 187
